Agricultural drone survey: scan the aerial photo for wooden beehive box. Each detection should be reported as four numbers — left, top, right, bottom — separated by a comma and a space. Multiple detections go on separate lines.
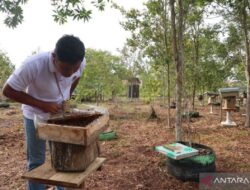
222, 97, 236, 110
219, 87, 239, 98
219, 87, 239, 110
35, 107, 109, 172
205, 92, 219, 105
208, 97, 215, 105
35, 108, 109, 146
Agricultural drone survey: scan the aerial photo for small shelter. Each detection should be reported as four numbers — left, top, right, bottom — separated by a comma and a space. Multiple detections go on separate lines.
128, 77, 140, 99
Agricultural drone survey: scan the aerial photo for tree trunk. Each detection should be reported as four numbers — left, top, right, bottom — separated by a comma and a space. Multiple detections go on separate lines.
167, 62, 171, 127
163, 0, 171, 127
149, 105, 158, 120
242, 0, 250, 127
161, 66, 166, 105
176, 0, 184, 141
192, 83, 196, 111
192, 33, 199, 111
95, 90, 98, 105
202, 86, 205, 106
170, 0, 178, 140
170, 0, 184, 141
112, 90, 116, 102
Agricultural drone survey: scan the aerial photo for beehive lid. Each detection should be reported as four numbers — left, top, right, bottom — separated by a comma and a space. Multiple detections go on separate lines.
155, 143, 199, 160
35, 107, 109, 145
219, 87, 240, 98
205, 92, 219, 97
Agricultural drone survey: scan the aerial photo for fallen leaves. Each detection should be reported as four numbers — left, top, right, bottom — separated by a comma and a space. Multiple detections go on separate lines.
0, 102, 250, 190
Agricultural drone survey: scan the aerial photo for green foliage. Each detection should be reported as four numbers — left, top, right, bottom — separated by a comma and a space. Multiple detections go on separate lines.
0, 0, 110, 27
118, 0, 247, 100
118, 0, 170, 60
214, 0, 250, 83
0, 0, 28, 28
119, 45, 145, 77
184, 24, 232, 93
0, 50, 14, 87
115, 0, 176, 102
199, 28, 230, 90
2, 0, 249, 103
52, 0, 109, 24
139, 66, 162, 101
75, 48, 130, 102
224, 24, 245, 82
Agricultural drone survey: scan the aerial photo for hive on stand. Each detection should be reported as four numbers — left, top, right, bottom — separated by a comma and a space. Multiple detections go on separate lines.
219, 87, 239, 127
204, 92, 219, 114
35, 108, 109, 171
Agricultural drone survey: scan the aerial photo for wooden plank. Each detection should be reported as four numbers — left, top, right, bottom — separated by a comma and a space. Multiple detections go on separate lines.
36, 123, 86, 145
25, 160, 55, 180
85, 114, 109, 145
220, 98, 223, 122
48, 112, 98, 121
87, 114, 109, 136
22, 157, 106, 188
36, 110, 109, 145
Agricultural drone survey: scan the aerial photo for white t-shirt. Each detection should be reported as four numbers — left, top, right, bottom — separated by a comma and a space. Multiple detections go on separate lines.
7, 51, 86, 120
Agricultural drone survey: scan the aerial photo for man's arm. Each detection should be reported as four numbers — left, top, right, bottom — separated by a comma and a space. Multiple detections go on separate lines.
2, 84, 61, 114
70, 77, 80, 97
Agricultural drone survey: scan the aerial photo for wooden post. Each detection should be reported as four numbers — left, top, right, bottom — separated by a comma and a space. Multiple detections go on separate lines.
220, 98, 223, 122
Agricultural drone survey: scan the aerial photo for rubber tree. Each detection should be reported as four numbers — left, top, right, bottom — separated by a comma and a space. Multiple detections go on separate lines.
162, 0, 171, 127
186, 5, 204, 111
114, 0, 174, 127
225, 24, 246, 82
242, 1, 250, 127
169, 0, 184, 141
216, 0, 250, 127
200, 26, 234, 90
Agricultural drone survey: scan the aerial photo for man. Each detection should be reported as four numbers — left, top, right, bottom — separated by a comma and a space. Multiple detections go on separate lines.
2, 34, 86, 190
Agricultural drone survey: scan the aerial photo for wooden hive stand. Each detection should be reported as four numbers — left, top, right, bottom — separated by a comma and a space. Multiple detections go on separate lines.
22, 157, 105, 189
22, 107, 109, 189
205, 92, 219, 114
219, 88, 239, 127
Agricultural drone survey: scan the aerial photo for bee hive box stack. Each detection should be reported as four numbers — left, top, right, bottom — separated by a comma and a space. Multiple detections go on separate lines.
35, 107, 109, 171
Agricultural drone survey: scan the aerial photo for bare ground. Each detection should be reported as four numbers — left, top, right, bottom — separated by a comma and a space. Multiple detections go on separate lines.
0, 102, 250, 190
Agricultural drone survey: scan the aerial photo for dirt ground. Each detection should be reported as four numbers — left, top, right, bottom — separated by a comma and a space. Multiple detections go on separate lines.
0, 101, 250, 190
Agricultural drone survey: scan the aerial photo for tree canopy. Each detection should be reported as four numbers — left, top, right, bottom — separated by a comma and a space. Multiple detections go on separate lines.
75, 48, 131, 102
1, 0, 250, 127
0, 0, 110, 27
0, 51, 14, 87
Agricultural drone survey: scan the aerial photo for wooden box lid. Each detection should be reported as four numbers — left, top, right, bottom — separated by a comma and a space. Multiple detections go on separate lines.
35, 107, 109, 145
205, 92, 219, 97
219, 87, 239, 98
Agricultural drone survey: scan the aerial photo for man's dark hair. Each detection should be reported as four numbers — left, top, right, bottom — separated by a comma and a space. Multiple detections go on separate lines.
55, 35, 85, 65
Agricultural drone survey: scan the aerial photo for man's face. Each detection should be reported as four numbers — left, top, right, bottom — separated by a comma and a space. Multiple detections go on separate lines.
53, 53, 81, 77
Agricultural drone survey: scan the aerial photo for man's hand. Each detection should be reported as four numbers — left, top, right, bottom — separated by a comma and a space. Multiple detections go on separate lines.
2, 84, 62, 114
